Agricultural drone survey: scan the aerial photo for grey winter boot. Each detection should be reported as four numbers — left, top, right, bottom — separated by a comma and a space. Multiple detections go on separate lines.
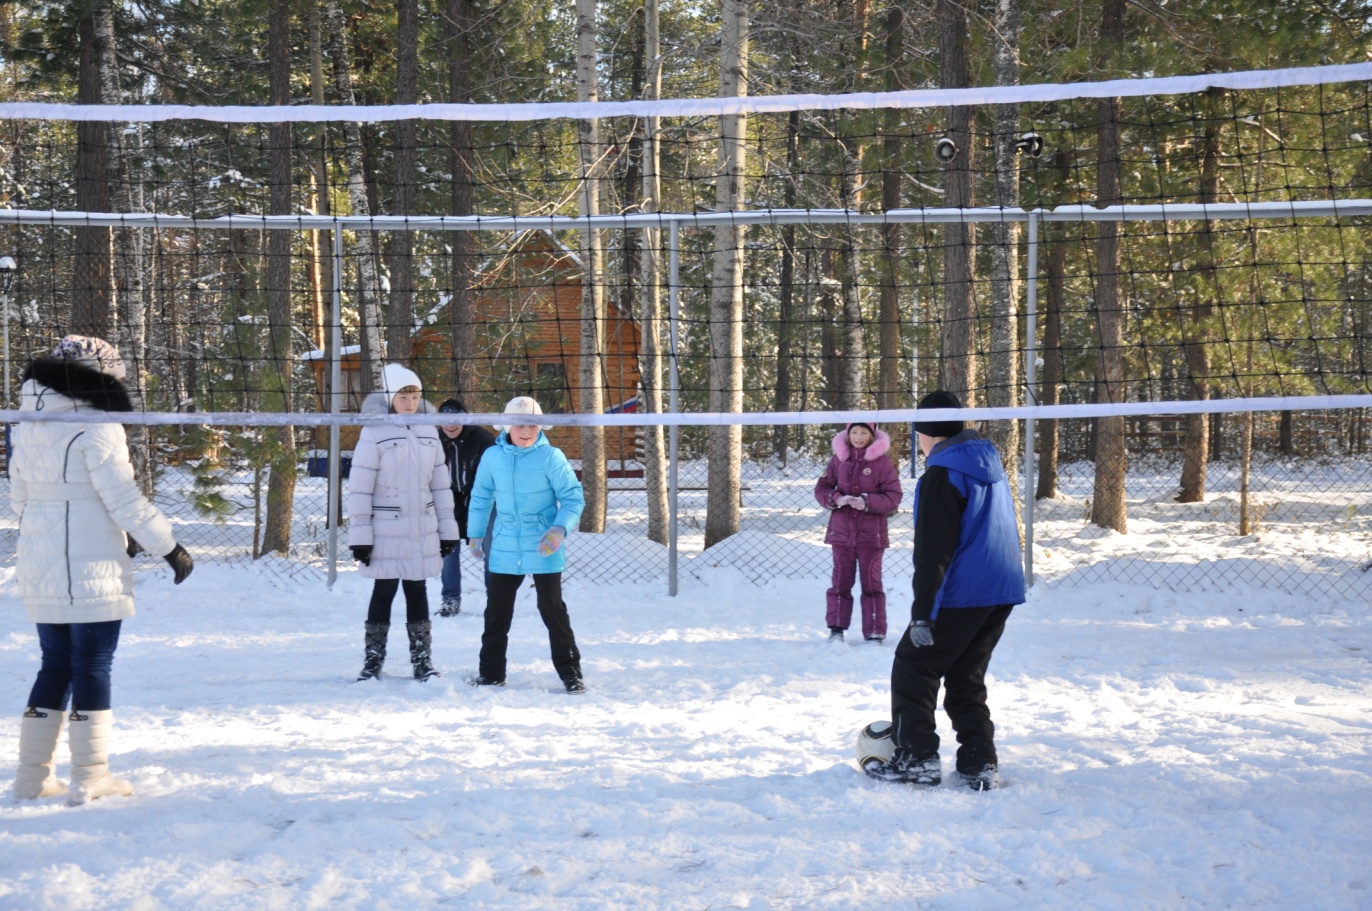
358, 621, 388, 681
406, 620, 439, 681
13, 707, 67, 800
67, 709, 133, 805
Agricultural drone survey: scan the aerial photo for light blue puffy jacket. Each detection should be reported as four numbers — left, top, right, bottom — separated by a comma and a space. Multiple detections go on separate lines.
466, 431, 585, 575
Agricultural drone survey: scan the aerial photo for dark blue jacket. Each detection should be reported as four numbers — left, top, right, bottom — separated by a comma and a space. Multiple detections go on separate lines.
913, 430, 1026, 621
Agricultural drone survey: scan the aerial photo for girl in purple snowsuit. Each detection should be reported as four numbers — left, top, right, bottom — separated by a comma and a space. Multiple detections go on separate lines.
815, 423, 903, 643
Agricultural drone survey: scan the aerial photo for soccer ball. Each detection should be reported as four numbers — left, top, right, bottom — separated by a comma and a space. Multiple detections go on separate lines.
855, 720, 895, 768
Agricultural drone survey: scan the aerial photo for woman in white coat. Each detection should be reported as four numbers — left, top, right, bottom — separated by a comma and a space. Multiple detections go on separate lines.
347, 363, 459, 681
9, 336, 193, 805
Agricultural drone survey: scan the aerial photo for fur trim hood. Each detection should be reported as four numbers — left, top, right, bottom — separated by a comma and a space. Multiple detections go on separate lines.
831, 425, 891, 461
21, 358, 133, 413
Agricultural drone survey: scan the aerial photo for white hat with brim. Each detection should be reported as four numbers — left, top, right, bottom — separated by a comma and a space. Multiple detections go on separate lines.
499, 395, 543, 434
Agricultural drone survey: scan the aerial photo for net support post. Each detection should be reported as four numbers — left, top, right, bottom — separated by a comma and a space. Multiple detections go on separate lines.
1022, 211, 1040, 588
327, 225, 344, 588
667, 219, 680, 597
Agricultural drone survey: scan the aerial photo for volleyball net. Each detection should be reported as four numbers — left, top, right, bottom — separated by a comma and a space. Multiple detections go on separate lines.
2, 63, 1372, 595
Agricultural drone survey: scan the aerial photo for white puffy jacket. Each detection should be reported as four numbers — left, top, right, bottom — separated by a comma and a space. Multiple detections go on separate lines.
346, 393, 459, 580
9, 364, 178, 624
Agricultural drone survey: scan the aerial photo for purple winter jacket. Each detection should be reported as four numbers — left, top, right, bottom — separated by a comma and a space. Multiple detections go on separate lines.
814, 426, 904, 548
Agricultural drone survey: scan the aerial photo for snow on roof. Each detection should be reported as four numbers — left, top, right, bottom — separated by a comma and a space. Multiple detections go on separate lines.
300, 344, 360, 361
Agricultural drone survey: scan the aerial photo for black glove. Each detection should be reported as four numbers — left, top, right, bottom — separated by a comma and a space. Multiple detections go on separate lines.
125, 534, 143, 558
164, 544, 194, 584
908, 620, 934, 648
351, 545, 372, 566
439, 539, 459, 558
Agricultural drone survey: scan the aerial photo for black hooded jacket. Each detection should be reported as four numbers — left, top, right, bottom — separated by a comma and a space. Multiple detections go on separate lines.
439, 424, 497, 539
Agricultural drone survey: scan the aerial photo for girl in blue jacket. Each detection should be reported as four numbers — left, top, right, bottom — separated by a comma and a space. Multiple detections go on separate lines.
465, 396, 587, 693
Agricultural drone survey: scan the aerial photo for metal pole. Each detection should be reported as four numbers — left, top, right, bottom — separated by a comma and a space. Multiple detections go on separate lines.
2, 287, 8, 411
327, 226, 344, 587
1022, 213, 1040, 587
668, 219, 680, 596
2, 284, 8, 475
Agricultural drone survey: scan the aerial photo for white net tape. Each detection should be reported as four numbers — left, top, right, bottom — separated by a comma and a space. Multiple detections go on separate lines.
0, 62, 1368, 124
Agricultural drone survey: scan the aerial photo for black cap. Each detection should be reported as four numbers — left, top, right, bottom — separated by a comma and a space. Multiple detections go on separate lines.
438, 398, 467, 415
913, 390, 965, 440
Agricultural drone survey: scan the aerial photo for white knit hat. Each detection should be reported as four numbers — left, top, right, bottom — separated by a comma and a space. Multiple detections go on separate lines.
380, 363, 423, 407
499, 395, 543, 433
51, 335, 126, 380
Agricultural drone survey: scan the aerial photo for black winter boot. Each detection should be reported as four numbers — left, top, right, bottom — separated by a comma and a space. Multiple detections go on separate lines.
357, 622, 388, 681
407, 620, 439, 681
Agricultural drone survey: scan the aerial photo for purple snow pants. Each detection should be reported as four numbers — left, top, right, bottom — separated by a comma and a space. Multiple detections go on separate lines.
826, 542, 886, 639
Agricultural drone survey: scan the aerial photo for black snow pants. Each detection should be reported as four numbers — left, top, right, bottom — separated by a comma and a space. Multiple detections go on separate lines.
891, 603, 1013, 773
479, 571, 581, 683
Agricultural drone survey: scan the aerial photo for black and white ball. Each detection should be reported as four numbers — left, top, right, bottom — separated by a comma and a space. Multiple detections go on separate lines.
855, 720, 895, 768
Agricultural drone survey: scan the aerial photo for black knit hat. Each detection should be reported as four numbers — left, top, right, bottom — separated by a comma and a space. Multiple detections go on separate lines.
438, 397, 467, 415
913, 390, 965, 439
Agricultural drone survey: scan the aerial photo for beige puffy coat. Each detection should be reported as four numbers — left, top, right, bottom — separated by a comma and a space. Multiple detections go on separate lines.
346, 392, 459, 580
9, 365, 178, 624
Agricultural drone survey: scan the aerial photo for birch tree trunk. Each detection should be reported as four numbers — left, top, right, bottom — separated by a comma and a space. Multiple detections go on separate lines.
938, 0, 977, 404
986, 0, 1021, 499
308, 3, 330, 350
836, 1, 869, 412
837, 147, 865, 411
705, 0, 748, 549
445, 0, 477, 397
639, 0, 669, 544
575, 0, 607, 533
1091, 0, 1129, 532
386, 0, 419, 368
325, 0, 385, 393
877, 5, 905, 428
261, 0, 297, 557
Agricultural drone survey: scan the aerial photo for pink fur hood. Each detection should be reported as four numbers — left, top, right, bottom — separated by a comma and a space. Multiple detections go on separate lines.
831, 425, 892, 461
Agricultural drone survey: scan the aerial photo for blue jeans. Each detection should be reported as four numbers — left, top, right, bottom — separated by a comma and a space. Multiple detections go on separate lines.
441, 514, 494, 602
28, 620, 124, 712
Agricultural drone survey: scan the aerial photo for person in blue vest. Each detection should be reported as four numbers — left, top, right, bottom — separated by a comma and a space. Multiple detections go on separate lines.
863, 389, 1026, 791
465, 396, 587, 693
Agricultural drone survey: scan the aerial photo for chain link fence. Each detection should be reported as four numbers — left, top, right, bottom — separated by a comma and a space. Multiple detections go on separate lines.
2, 412, 1371, 602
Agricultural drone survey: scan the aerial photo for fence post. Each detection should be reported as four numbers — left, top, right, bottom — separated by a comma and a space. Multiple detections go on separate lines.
668, 218, 680, 597
1023, 211, 1040, 587
327, 225, 344, 588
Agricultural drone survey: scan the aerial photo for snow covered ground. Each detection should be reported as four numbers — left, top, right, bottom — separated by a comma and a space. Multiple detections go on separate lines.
2, 526, 1370, 910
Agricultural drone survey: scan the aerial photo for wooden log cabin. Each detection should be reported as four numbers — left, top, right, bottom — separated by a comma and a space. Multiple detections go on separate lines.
304, 231, 643, 476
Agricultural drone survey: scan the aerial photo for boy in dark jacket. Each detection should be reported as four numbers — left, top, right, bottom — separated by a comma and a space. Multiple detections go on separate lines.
436, 398, 497, 617
864, 390, 1026, 791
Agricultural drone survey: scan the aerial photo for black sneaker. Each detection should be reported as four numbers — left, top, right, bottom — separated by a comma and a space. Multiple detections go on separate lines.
467, 674, 505, 687
827, 628, 845, 644
863, 749, 941, 787
564, 677, 586, 695
438, 598, 461, 618
865, 636, 885, 645
958, 764, 999, 792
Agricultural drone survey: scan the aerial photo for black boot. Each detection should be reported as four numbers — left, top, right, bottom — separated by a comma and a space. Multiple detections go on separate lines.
357, 622, 388, 681
407, 620, 439, 681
